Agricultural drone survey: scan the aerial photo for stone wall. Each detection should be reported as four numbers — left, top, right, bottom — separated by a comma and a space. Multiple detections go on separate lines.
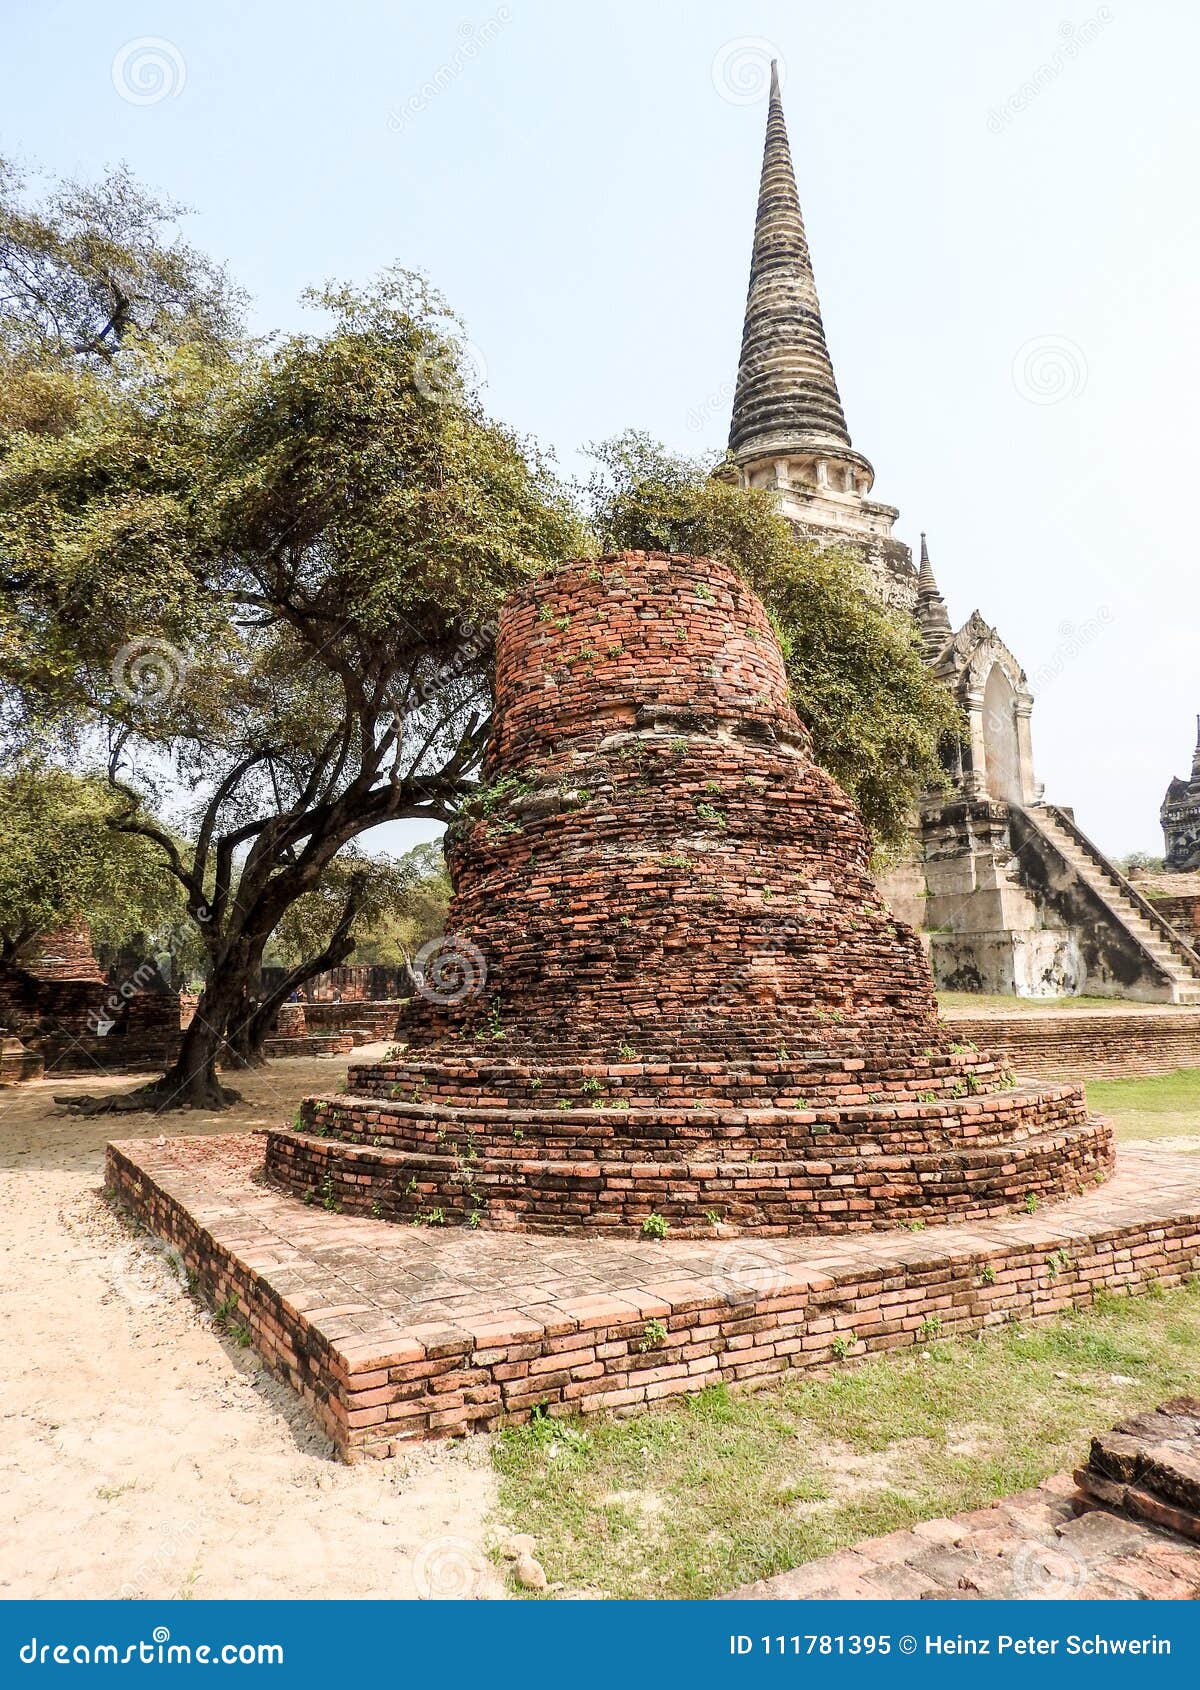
305, 1001, 402, 1042
260, 964, 409, 1002
1157, 895, 1200, 946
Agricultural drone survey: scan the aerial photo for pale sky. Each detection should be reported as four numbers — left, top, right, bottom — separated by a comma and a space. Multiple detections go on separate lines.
3, 0, 1196, 858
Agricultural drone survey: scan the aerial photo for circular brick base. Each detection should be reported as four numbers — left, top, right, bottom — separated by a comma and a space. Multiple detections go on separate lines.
265, 1101, 1113, 1235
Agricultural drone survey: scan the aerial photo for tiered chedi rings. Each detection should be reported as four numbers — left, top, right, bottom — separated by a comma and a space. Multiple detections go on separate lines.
266, 554, 1113, 1234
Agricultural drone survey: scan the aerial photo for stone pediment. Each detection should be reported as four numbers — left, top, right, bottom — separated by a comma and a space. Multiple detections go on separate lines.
937, 610, 1030, 699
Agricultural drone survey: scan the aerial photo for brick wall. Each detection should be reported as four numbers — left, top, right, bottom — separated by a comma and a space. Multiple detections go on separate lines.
946, 1012, 1200, 1080
305, 1001, 401, 1041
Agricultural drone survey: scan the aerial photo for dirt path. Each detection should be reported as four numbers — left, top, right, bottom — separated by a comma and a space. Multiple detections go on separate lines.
0, 1050, 504, 1600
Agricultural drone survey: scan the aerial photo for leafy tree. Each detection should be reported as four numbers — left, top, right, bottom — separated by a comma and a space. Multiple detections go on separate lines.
1118, 852, 1165, 875
0, 268, 583, 1106
349, 841, 450, 968
583, 433, 963, 850
0, 158, 241, 370
0, 762, 182, 970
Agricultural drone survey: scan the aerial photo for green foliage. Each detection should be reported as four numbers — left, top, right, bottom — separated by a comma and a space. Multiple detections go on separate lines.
1086, 1068, 1200, 1144
1117, 851, 1165, 874
638, 1319, 668, 1352
582, 433, 964, 849
266, 842, 448, 974
0, 158, 243, 374
0, 204, 583, 1095
0, 761, 183, 965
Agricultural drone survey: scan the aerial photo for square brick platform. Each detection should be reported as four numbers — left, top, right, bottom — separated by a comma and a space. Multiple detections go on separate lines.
106, 1136, 1200, 1460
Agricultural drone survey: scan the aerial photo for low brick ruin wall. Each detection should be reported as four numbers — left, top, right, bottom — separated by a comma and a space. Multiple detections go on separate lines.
0, 1037, 43, 1085
1154, 894, 1200, 948
304, 1001, 400, 1043
105, 1136, 1200, 1459
261, 1033, 355, 1060
39, 1034, 183, 1075
945, 1012, 1200, 1080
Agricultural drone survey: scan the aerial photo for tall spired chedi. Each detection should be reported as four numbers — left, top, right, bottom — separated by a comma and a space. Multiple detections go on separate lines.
723, 61, 915, 614
723, 64, 1200, 1005
270, 551, 1112, 1234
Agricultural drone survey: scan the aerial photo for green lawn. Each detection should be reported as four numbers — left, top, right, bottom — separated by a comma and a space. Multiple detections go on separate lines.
491, 1284, 1200, 1599
1087, 1068, 1200, 1142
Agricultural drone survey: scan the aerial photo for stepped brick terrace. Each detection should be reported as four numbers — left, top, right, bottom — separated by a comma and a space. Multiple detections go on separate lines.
106, 1135, 1200, 1459
107, 551, 1135, 1448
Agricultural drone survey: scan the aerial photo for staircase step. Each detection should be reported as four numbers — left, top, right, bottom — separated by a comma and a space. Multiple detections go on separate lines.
1024, 804, 1200, 992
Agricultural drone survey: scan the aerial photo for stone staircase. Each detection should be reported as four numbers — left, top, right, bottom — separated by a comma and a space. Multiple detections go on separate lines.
1019, 803, 1200, 1004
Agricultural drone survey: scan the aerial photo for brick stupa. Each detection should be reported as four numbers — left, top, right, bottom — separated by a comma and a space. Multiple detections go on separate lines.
268, 553, 1113, 1233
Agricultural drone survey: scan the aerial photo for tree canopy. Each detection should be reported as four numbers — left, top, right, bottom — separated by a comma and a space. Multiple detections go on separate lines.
0, 231, 582, 1102
0, 762, 182, 968
583, 432, 963, 850
0, 157, 242, 370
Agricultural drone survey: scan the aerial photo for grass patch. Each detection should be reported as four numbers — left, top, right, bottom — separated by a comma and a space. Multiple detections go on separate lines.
492, 1283, 1200, 1598
1086, 1067, 1200, 1142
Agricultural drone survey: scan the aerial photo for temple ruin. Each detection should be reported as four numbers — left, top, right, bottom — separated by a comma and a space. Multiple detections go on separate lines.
267, 550, 1112, 1235
725, 64, 1200, 1004
1162, 718, 1200, 872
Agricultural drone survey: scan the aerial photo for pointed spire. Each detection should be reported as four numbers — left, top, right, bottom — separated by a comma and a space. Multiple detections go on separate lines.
727, 62, 851, 460
915, 532, 952, 658
1192, 713, 1200, 782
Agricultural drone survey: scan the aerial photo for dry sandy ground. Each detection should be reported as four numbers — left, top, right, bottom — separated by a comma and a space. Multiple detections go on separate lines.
0, 1048, 505, 1600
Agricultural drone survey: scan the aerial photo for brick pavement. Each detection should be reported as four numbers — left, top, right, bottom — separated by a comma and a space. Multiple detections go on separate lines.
106, 1136, 1200, 1459
724, 1474, 1200, 1599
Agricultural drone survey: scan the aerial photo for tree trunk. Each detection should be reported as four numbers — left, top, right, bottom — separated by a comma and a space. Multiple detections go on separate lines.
149, 973, 248, 1108
233, 885, 365, 1066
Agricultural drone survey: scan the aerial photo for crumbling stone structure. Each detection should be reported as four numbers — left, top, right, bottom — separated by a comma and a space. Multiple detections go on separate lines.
267, 551, 1112, 1235
0, 921, 183, 1075
1161, 718, 1200, 871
